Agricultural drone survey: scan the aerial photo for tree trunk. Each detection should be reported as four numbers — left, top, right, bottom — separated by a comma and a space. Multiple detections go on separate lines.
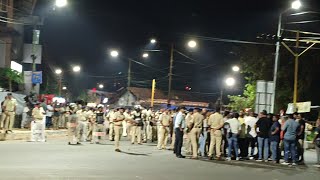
8, 78, 12, 92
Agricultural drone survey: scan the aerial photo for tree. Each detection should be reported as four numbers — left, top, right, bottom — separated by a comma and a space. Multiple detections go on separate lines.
0, 68, 23, 92
228, 80, 256, 111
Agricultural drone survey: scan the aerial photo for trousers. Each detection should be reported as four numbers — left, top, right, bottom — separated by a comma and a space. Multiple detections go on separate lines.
77, 121, 88, 142
114, 126, 123, 149
174, 128, 184, 156
208, 130, 222, 157
158, 126, 169, 149
131, 126, 142, 144
190, 128, 202, 157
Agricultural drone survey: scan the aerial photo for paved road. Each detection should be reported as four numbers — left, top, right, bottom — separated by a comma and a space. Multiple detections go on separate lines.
0, 139, 319, 180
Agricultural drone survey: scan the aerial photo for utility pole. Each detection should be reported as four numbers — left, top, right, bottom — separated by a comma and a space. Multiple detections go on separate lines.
293, 31, 300, 106
151, 79, 156, 107
127, 58, 132, 87
219, 89, 223, 112
271, 13, 282, 114
167, 44, 174, 104
58, 75, 62, 97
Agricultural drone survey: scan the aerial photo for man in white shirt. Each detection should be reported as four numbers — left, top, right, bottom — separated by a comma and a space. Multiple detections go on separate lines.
244, 111, 258, 158
174, 107, 186, 158
225, 113, 241, 161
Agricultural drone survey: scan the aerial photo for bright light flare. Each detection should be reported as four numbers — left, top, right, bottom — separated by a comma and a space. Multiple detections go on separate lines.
232, 66, 240, 72
99, 84, 104, 89
187, 40, 197, 48
62, 86, 67, 90
291, 0, 302, 10
142, 53, 149, 58
55, 69, 62, 75
110, 50, 119, 57
55, 0, 68, 7
73, 66, 81, 72
225, 77, 236, 87
150, 39, 156, 44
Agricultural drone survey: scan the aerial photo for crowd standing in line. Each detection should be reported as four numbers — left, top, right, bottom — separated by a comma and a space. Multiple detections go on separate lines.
1, 92, 320, 167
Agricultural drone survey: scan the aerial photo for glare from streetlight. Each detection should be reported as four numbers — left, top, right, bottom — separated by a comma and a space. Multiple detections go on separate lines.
142, 53, 149, 58
188, 40, 197, 48
55, 0, 68, 7
150, 39, 156, 44
55, 69, 62, 75
99, 84, 104, 89
225, 77, 236, 87
73, 66, 81, 72
110, 50, 119, 57
62, 86, 67, 90
232, 66, 240, 72
291, 0, 302, 10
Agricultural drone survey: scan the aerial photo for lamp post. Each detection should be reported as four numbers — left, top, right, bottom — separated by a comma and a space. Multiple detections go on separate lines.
220, 77, 236, 112
271, 0, 302, 113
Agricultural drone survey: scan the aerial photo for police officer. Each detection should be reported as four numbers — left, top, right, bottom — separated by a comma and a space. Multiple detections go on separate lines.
76, 106, 88, 142
189, 108, 204, 159
207, 110, 224, 160
92, 106, 106, 144
158, 109, 171, 150
184, 109, 194, 155
106, 108, 117, 141
86, 107, 95, 142
68, 105, 80, 145
2, 93, 17, 133
114, 107, 125, 152
31, 102, 46, 142
131, 107, 143, 145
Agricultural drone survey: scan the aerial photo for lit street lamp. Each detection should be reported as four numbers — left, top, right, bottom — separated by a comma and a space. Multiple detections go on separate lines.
110, 50, 119, 57
272, 0, 302, 113
232, 66, 240, 72
142, 53, 149, 58
55, 0, 68, 8
55, 69, 62, 75
225, 77, 236, 87
99, 84, 104, 89
62, 86, 67, 90
73, 66, 81, 72
187, 40, 197, 48
150, 39, 157, 44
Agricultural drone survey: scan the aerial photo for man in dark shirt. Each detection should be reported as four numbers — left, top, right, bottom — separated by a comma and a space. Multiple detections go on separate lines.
270, 115, 281, 163
296, 114, 305, 162
256, 111, 272, 162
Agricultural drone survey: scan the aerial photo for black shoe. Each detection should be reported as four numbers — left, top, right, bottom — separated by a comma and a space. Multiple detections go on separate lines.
68, 142, 71, 145
77, 142, 82, 145
177, 155, 186, 158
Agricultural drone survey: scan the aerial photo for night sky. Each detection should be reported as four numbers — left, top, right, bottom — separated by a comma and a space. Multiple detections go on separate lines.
33, 0, 320, 103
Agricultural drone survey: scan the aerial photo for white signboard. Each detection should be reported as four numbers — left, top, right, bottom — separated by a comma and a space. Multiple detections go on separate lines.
286, 101, 312, 114
11, 61, 23, 73
23, 44, 42, 64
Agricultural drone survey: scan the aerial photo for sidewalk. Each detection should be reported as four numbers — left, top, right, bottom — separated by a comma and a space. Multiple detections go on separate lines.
0, 129, 67, 141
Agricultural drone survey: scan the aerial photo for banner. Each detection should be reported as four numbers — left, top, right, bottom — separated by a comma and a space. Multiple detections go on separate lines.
286, 101, 312, 114
32, 71, 42, 84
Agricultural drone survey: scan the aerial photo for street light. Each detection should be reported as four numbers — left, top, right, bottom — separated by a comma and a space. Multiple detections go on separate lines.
73, 66, 81, 72
55, 0, 68, 7
232, 66, 240, 72
99, 84, 104, 89
187, 40, 197, 48
150, 39, 157, 44
62, 86, 67, 90
291, 0, 302, 10
142, 53, 149, 58
110, 50, 119, 57
272, 0, 302, 113
55, 69, 62, 75
225, 77, 236, 87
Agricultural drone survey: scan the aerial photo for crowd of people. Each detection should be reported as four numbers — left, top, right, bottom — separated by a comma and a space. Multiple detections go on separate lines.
1, 92, 320, 167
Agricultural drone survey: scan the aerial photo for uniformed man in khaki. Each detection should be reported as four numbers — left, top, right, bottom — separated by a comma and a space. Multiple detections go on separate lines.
208, 111, 224, 160
130, 108, 143, 145
76, 106, 88, 142
106, 109, 117, 141
31, 103, 45, 142
157, 109, 171, 150
86, 108, 95, 141
2, 93, 17, 133
184, 110, 194, 154
114, 107, 125, 152
189, 108, 204, 158
68, 106, 80, 145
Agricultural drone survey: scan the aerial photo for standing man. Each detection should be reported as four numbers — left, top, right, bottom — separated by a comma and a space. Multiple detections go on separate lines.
189, 108, 204, 159
184, 109, 194, 155
21, 103, 30, 129
77, 106, 88, 142
238, 112, 247, 159
67, 105, 80, 145
114, 107, 125, 152
31, 102, 46, 142
281, 114, 299, 166
256, 111, 272, 162
92, 106, 106, 144
131, 108, 143, 145
106, 108, 117, 141
208, 110, 224, 160
244, 111, 258, 159
225, 113, 241, 161
157, 109, 171, 150
2, 93, 17, 133
296, 114, 306, 163
52, 101, 61, 130
270, 115, 281, 163
174, 107, 186, 158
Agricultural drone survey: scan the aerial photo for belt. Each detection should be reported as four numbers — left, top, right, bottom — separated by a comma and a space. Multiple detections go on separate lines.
114, 125, 122, 127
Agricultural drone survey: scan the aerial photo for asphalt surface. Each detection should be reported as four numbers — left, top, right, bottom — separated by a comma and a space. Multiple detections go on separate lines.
0, 139, 319, 180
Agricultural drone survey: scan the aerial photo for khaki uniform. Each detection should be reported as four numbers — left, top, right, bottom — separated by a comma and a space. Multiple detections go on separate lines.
2, 98, 17, 131
184, 113, 193, 154
31, 107, 45, 142
92, 111, 106, 144
158, 113, 171, 149
77, 110, 88, 142
68, 113, 79, 144
189, 112, 204, 157
86, 110, 95, 141
208, 112, 224, 158
106, 110, 116, 140
114, 112, 125, 150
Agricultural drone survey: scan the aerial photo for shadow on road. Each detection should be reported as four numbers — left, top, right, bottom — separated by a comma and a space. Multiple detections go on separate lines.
120, 151, 150, 156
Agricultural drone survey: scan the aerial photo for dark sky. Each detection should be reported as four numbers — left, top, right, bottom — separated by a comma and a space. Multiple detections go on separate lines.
33, 0, 320, 102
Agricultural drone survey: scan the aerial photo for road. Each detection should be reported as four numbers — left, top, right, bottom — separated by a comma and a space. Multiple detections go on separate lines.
0, 139, 319, 180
